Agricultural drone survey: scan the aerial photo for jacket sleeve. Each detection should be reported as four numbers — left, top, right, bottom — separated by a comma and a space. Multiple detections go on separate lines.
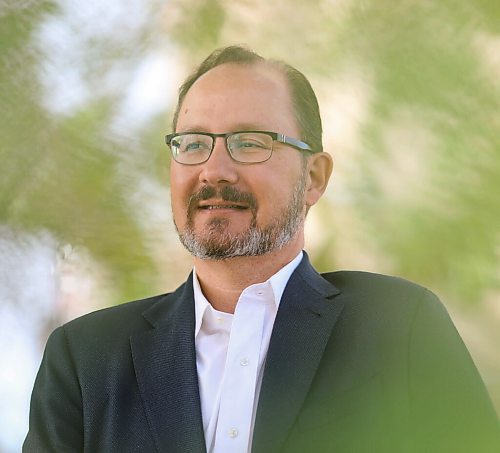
23, 326, 84, 452
408, 289, 500, 452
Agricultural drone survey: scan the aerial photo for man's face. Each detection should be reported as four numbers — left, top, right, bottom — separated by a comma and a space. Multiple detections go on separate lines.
170, 63, 309, 260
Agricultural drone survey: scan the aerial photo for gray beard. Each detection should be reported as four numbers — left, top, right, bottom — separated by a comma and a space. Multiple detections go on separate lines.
175, 172, 307, 260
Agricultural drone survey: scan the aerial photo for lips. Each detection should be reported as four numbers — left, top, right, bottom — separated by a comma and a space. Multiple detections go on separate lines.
187, 186, 257, 219
198, 202, 248, 210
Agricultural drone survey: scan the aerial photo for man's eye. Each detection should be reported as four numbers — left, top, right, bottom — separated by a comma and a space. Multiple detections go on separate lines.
236, 140, 267, 150
183, 141, 209, 152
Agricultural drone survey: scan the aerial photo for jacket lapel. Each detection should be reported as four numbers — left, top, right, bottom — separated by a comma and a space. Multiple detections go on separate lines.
130, 275, 206, 453
252, 255, 344, 453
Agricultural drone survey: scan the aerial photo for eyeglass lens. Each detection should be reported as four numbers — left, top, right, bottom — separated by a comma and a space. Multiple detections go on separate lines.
171, 133, 273, 164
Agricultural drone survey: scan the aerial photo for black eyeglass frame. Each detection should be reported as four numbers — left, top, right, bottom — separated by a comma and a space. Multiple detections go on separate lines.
165, 130, 315, 165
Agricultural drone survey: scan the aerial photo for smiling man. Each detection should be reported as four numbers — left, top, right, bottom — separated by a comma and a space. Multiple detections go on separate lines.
25, 46, 499, 452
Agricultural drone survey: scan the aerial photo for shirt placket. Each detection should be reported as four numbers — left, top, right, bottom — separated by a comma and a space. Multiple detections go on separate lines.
213, 289, 266, 452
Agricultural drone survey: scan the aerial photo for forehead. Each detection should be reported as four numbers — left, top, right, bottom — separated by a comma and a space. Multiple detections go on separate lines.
176, 63, 299, 135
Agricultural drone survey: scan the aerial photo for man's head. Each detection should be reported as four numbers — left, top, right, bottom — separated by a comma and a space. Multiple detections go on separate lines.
172, 45, 324, 154
168, 45, 332, 260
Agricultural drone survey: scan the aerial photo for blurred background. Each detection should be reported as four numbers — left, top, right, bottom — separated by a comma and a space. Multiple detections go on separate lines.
1, 0, 499, 450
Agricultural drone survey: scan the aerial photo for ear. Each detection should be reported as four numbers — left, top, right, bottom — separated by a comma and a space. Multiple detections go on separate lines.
305, 152, 333, 207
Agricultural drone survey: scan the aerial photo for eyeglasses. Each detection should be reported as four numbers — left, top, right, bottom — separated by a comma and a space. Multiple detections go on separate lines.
165, 130, 314, 165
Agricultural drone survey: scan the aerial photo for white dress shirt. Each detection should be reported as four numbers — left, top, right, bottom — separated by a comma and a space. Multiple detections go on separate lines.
193, 251, 303, 453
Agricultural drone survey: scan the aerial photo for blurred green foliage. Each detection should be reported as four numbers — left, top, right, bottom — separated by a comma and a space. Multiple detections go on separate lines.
331, 0, 500, 302
1, 1, 159, 299
1, 0, 499, 306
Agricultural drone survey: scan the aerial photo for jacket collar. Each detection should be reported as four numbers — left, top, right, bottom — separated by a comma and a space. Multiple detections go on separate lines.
252, 252, 344, 453
130, 274, 206, 453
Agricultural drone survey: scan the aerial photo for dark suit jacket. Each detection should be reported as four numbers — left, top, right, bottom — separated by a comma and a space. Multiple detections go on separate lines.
24, 254, 499, 452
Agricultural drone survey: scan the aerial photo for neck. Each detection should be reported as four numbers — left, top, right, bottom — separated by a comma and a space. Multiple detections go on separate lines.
193, 239, 303, 313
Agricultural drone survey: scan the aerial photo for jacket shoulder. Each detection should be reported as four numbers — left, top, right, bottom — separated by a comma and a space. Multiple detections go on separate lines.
318, 270, 445, 322
59, 292, 173, 343
322, 270, 436, 300
69, 292, 168, 322
322, 269, 427, 290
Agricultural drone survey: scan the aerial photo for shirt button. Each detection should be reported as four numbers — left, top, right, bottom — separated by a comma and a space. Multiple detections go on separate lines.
228, 427, 239, 438
240, 358, 249, 366
257, 291, 263, 296
216, 317, 224, 323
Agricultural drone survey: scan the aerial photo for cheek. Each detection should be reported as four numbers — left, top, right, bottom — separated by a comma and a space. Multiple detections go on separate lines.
258, 161, 304, 206
254, 185, 291, 219
170, 166, 197, 198
169, 185, 182, 211
169, 169, 194, 221
169, 189, 185, 230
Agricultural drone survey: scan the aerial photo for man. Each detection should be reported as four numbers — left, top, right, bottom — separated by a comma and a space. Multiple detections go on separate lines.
24, 46, 499, 452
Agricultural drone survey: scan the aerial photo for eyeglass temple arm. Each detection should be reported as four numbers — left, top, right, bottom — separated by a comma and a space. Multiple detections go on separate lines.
276, 133, 313, 152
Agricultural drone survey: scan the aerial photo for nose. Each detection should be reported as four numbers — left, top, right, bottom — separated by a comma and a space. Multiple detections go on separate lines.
199, 136, 239, 186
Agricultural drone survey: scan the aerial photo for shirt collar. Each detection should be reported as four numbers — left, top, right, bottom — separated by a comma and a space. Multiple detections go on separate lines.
193, 271, 210, 338
268, 250, 303, 309
193, 251, 303, 337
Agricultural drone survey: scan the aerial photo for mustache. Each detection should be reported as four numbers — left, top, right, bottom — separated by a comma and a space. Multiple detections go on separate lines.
188, 186, 258, 212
